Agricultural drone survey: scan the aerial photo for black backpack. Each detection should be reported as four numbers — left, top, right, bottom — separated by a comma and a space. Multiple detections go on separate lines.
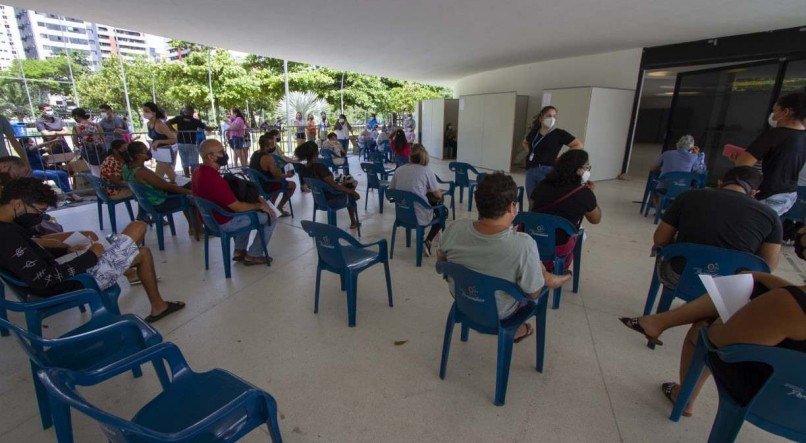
222, 172, 260, 203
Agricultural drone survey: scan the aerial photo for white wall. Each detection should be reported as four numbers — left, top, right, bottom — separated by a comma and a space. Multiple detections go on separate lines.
454, 48, 642, 122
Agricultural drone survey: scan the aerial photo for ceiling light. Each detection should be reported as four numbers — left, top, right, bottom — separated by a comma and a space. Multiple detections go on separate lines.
656, 92, 674, 96
647, 71, 673, 78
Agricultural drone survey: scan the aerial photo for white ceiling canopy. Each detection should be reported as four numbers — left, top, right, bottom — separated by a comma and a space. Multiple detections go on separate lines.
9, 0, 806, 85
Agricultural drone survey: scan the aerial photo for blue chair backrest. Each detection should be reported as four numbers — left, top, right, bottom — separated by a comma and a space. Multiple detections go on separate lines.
301, 220, 352, 270
304, 177, 336, 209
513, 212, 577, 262
658, 243, 770, 301
782, 186, 806, 222
658, 171, 706, 198
271, 154, 286, 170
436, 261, 527, 334
191, 197, 225, 236
81, 174, 115, 202
385, 188, 430, 227
126, 182, 160, 214
449, 162, 479, 187
699, 328, 806, 439
379, 140, 390, 152
395, 156, 409, 166
0, 269, 35, 304
0, 317, 67, 368
361, 163, 383, 188
243, 167, 274, 192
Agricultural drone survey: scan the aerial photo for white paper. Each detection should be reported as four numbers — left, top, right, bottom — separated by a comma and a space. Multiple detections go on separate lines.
152, 148, 173, 163
541, 93, 552, 107
699, 274, 754, 322
265, 199, 282, 218
63, 232, 92, 249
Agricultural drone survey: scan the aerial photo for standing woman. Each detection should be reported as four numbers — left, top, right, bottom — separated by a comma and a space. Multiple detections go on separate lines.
334, 114, 352, 154
522, 106, 583, 198
71, 108, 108, 177
306, 114, 317, 142
391, 128, 411, 161
228, 108, 249, 168
142, 102, 177, 183
294, 112, 306, 142
735, 92, 806, 215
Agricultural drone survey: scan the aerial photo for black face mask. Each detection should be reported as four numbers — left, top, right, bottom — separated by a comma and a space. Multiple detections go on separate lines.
15, 207, 45, 229
216, 152, 229, 166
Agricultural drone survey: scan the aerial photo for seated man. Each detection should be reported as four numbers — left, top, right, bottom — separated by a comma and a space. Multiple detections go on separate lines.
193, 139, 277, 265
0, 178, 185, 322
249, 131, 296, 216
651, 134, 706, 205
437, 172, 570, 341
653, 166, 782, 290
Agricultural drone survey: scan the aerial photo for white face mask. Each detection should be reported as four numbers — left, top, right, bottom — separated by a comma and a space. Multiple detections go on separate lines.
143, 112, 154, 120
581, 170, 591, 183
542, 117, 556, 129
339, 119, 345, 123
43, 110, 54, 117
767, 112, 778, 128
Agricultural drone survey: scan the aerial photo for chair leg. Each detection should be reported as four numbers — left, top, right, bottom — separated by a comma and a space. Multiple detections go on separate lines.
312, 206, 317, 222
96, 201, 103, 230
31, 362, 52, 429
458, 186, 464, 203
439, 305, 456, 379
460, 323, 469, 342
654, 200, 663, 224
551, 258, 563, 309
264, 395, 284, 443
132, 365, 143, 378
167, 213, 177, 235
107, 203, 118, 234
0, 302, 9, 337
535, 299, 548, 372
405, 228, 411, 248
572, 233, 583, 293
48, 392, 74, 443
340, 273, 346, 291
124, 199, 135, 221
383, 261, 393, 307
346, 272, 357, 327
152, 359, 171, 390
364, 187, 369, 210
707, 401, 747, 443
314, 266, 322, 313
288, 198, 294, 218
390, 225, 397, 259
415, 228, 424, 267
494, 332, 515, 406
450, 196, 456, 220
378, 187, 385, 214
222, 235, 232, 279
204, 233, 210, 270
468, 186, 474, 212
156, 221, 166, 251
258, 228, 270, 267
642, 274, 661, 316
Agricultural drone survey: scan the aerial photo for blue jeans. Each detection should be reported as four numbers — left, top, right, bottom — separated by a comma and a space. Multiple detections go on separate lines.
177, 143, 199, 168
338, 139, 349, 152
220, 212, 276, 257
32, 169, 72, 194
525, 165, 553, 198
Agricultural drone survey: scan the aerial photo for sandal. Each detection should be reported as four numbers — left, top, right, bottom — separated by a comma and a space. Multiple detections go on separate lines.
232, 250, 247, 262
243, 255, 272, 266
279, 210, 291, 218
514, 323, 534, 343
619, 317, 663, 346
662, 382, 692, 417
145, 301, 185, 323
349, 222, 362, 229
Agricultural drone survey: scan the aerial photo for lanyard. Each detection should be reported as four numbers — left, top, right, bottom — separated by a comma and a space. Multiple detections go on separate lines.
530, 128, 554, 155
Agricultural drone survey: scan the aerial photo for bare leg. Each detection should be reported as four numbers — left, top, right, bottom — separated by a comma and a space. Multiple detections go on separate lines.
121, 221, 147, 244
348, 206, 358, 225
277, 181, 296, 210
638, 294, 718, 339
674, 321, 711, 414
130, 246, 167, 315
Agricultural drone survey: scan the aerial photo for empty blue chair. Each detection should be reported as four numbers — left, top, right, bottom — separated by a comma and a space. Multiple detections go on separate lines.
643, 243, 769, 348
639, 169, 661, 214
192, 197, 270, 279
644, 171, 706, 224
126, 182, 193, 251
385, 189, 447, 267
780, 185, 806, 224
40, 342, 283, 443
301, 221, 393, 327
244, 167, 294, 218
304, 177, 361, 237
0, 270, 122, 338
320, 149, 350, 175
435, 175, 456, 220
81, 173, 136, 234
467, 172, 525, 212
436, 261, 550, 406
0, 302, 166, 431
360, 162, 389, 213
513, 212, 583, 309
449, 161, 481, 204
367, 151, 396, 180
672, 328, 805, 442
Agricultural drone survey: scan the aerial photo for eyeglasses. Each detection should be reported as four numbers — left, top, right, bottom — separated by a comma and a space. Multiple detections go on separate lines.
25, 203, 47, 215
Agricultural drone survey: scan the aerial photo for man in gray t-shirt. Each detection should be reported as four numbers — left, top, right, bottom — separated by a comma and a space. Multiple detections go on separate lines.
438, 172, 568, 341
97, 104, 126, 146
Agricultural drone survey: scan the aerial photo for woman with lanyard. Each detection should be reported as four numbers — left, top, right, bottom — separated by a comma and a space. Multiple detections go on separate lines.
522, 106, 583, 197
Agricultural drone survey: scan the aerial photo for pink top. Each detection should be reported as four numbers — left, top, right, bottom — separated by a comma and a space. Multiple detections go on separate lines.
228, 117, 247, 138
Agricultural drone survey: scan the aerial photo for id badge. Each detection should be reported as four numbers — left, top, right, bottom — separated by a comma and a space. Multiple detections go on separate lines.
528, 153, 534, 162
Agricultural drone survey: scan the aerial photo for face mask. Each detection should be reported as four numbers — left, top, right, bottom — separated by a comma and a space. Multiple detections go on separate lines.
14, 207, 45, 229
43, 110, 54, 117
215, 152, 229, 166
143, 150, 153, 161
542, 117, 556, 128
581, 170, 591, 184
767, 112, 777, 128
339, 119, 345, 123
143, 112, 154, 120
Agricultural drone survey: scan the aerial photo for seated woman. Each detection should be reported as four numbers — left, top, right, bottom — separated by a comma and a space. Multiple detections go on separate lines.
122, 141, 194, 233
21, 137, 83, 202
0, 178, 185, 322
530, 149, 601, 272
390, 129, 411, 162
321, 132, 347, 166
389, 144, 443, 256
99, 139, 134, 200
294, 141, 361, 230
249, 132, 296, 217
620, 230, 806, 416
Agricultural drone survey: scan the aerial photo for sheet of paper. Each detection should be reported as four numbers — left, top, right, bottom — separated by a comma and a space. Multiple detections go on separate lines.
542, 93, 552, 107
699, 273, 754, 322
284, 163, 294, 173
265, 199, 282, 218
152, 148, 173, 163
63, 232, 92, 249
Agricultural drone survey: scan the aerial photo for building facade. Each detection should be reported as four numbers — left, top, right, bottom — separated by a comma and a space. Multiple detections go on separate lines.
0, 5, 23, 69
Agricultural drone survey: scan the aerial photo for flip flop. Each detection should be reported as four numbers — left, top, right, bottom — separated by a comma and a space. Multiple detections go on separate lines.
232, 250, 247, 262
662, 382, 692, 417
279, 210, 291, 218
619, 317, 663, 346
514, 323, 534, 343
145, 301, 185, 323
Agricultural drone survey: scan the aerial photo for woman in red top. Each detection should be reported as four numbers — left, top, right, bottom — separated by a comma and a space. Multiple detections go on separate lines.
99, 139, 134, 200
390, 129, 411, 162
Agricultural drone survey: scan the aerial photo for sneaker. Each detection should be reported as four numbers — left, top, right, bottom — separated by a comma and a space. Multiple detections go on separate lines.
423, 240, 432, 257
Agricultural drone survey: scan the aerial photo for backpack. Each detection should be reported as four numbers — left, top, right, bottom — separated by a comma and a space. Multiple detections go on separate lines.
222, 172, 260, 203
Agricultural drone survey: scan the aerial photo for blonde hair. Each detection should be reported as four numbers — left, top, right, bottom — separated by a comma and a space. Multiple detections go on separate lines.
410, 143, 430, 166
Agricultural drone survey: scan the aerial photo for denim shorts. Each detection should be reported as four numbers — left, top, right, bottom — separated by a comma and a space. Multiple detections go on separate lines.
177, 143, 199, 167
759, 192, 797, 216
230, 136, 246, 150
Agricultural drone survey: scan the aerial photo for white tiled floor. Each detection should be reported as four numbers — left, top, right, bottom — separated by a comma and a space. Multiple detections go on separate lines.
0, 153, 801, 442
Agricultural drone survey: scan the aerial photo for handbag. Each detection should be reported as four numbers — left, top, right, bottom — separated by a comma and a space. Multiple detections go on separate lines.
222, 172, 261, 203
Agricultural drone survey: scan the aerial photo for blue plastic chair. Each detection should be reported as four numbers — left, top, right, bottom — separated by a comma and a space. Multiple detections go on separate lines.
192, 197, 270, 279
671, 328, 805, 442
394, 156, 409, 167
513, 212, 583, 309
385, 189, 447, 267
449, 161, 481, 204
435, 175, 456, 220
303, 177, 361, 237
467, 172, 525, 212
0, 270, 122, 338
301, 221, 393, 327
640, 170, 661, 214
360, 162, 389, 213
126, 182, 193, 251
644, 171, 707, 224
81, 173, 136, 234
320, 149, 350, 175
0, 304, 166, 431
436, 261, 550, 406
40, 342, 283, 443
780, 185, 806, 224
244, 167, 294, 218
378, 139, 392, 162
643, 243, 769, 348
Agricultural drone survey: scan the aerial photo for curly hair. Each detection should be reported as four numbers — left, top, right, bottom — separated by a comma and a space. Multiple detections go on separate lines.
294, 141, 319, 162
543, 149, 589, 187
0, 177, 57, 206
475, 172, 518, 219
